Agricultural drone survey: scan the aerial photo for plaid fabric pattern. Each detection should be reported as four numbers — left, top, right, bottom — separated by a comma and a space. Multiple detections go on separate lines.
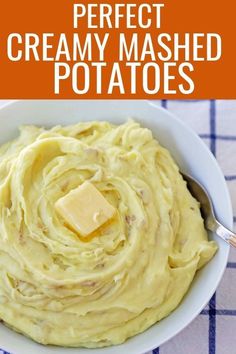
146, 100, 236, 354
0, 100, 235, 354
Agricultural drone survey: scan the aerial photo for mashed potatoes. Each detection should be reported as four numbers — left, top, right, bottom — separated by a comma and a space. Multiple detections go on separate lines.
0, 120, 217, 347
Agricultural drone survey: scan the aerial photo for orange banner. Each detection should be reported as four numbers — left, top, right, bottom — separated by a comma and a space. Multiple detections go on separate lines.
0, 0, 235, 98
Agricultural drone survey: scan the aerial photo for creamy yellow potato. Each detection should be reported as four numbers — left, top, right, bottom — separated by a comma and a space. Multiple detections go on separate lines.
0, 120, 217, 347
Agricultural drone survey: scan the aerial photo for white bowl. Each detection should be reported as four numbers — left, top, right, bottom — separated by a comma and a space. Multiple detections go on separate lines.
0, 100, 232, 354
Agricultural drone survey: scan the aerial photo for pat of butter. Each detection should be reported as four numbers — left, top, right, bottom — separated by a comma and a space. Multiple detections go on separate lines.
55, 181, 116, 237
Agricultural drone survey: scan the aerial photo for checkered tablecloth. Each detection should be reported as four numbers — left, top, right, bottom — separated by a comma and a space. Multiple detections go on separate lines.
146, 100, 236, 354
0, 100, 235, 354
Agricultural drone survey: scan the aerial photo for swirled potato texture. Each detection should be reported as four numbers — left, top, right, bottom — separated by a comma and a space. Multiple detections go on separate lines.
0, 120, 217, 347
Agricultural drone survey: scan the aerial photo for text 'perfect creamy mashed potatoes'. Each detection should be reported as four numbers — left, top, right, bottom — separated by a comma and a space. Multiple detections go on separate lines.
0, 120, 217, 347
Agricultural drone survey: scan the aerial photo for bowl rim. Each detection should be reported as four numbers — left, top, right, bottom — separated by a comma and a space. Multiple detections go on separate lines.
0, 99, 232, 354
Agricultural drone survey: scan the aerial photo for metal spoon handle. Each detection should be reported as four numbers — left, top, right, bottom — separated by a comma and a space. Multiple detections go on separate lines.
207, 219, 236, 248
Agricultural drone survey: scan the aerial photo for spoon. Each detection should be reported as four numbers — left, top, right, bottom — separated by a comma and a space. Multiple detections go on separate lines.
182, 173, 236, 248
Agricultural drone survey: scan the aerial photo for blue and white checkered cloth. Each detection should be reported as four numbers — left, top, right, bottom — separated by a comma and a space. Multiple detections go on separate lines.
0, 100, 235, 354
145, 100, 236, 354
